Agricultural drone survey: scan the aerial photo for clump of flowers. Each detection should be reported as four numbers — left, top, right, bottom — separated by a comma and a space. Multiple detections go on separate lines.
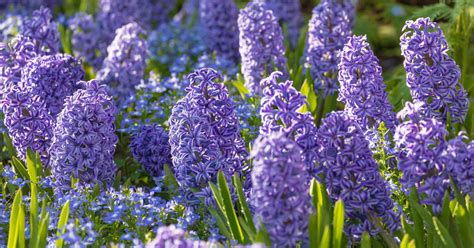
69, 13, 108, 70
338, 35, 397, 131
199, 0, 240, 62
255, 0, 304, 49
400, 17, 469, 123
49, 80, 118, 189
98, 22, 147, 101
305, 0, 354, 96
444, 132, 473, 198
20, 7, 60, 54
259, 71, 319, 178
146, 225, 208, 248
394, 101, 449, 213
129, 124, 172, 177
251, 131, 311, 247
317, 111, 399, 238
21, 54, 84, 118
169, 68, 247, 206
238, 1, 287, 95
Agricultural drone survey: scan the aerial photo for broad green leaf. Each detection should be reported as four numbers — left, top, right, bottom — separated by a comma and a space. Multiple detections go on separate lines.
361, 232, 371, 248
238, 216, 256, 242
308, 213, 318, 248
208, 207, 232, 240
319, 226, 331, 248
209, 183, 225, 216
217, 171, 244, 243
56, 201, 70, 248
37, 212, 50, 248
400, 234, 413, 248
453, 202, 472, 248
233, 174, 256, 234
332, 200, 344, 248
255, 219, 271, 247
8, 189, 22, 248
433, 217, 458, 248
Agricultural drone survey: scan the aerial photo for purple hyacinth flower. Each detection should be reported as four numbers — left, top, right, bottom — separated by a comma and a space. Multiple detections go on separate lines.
130, 124, 172, 177
305, 0, 354, 97
238, 1, 288, 95
444, 132, 474, 198
21, 54, 84, 118
98, 22, 147, 101
169, 68, 247, 205
259, 71, 319, 178
49, 80, 118, 189
317, 111, 399, 238
338, 35, 397, 131
146, 225, 208, 248
199, 0, 240, 62
20, 7, 60, 54
394, 101, 449, 214
251, 131, 311, 246
255, 0, 304, 49
400, 18, 469, 123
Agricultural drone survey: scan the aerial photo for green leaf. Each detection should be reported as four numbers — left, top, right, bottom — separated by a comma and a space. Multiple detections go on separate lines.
233, 174, 256, 234
332, 200, 344, 248
217, 171, 244, 243
409, 189, 426, 248
8, 189, 23, 248
12, 157, 30, 181
361, 232, 371, 248
208, 207, 232, 240
453, 202, 472, 248
232, 74, 249, 98
400, 234, 415, 248
37, 212, 50, 248
56, 201, 70, 248
433, 217, 458, 248
308, 213, 318, 248
319, 226, 331, 248
255, 219, 271, 247
238, 216, 256, 242
163, 164, 179, 195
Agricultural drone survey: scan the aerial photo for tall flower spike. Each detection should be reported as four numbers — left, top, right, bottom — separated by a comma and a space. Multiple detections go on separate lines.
69, 13, 108, 70
444, 132, 473, 198
21, 54, 84, 118
238, 1, 288, 95
146, 225, 208, 248
199, 0, 240, 62
317, 111, 399, 238
400, 18, 469, 123
305, 0, 354, 96
49, 80, 118, 190
169, 68, 247, 206
251, 131, 311, 247
98, 22, 147, 101
129, 124, 172, 178
20, 7, 60, 54
338, 35, 397, 131
255, 0, 304, 49
259, 71, 319, 178
394, 101, 449, 213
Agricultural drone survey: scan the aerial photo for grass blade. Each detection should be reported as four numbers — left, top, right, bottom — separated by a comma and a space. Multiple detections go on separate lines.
332, 200, 344, 248
232, 174, 255, 234
8, 189, 22, 248
217, 171, 244, 243
56, 200, 70, 248
433, 217, 458, 248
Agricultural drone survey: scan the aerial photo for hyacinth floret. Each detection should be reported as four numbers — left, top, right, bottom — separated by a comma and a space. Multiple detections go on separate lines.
400, 17, 469, 123
49, 80, 118, 189
317, 111, 399, 238
146, 225, 208, 248
251, 131, 311, 247
129, 124, 172, 178
238, 1, 288, 95
259, 71, 319, 178
255, 0, 304, 49
21, 54, 84, 118
169, 68, 247, 205
98, 22, 147, 101
338, 35, 397, 131
199, 0, 240, 61
305, 0, 354, 96
20, 7, 60, 54
444, 132, 473, 198
394, 101, 449, 213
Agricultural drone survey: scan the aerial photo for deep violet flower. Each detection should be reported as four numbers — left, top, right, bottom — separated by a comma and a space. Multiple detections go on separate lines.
238, 1, 287, 95
259, 71, 319, 178
146, 225, 208, 248
255, 0, 304, 49
251, 131, 311, 247
49, 80, 118, 189
338, 35, 397, 131
169, 68, 247, 206
400, 18, 469, 123
20, 7, 60, 54
394, 101, 449, 213
444, 132, 473, 198
129, 124, 172, 177
305, 0, 354, 96
317, 111, 399, 238
97, 22, 147, 101
199, 0, 240, 61
21, 54, 84, 118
